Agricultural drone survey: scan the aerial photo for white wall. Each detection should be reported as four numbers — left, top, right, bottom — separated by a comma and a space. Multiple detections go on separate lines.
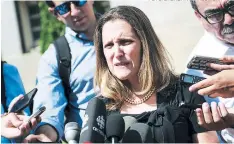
110, 0, 205, 73
1, 1, 22, 60
19, 1, 33, 52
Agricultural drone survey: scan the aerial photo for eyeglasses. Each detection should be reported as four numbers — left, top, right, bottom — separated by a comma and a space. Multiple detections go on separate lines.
197, 4, 234, 24
54, 0, 87, 15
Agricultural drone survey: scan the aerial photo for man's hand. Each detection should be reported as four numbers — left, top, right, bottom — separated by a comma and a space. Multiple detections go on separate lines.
189, 69, 234, 98
8, 94, 24, 112
205, 56, 234, 73
23, 134, 52, 143
23, 124, 58, 143
189, 55, 234, 98
1, 113, 40, 139
195, 102, 234, 131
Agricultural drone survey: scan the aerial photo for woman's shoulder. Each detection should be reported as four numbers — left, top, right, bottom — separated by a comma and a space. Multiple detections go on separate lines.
97, 95, 110, 104
158, 77, 205, 107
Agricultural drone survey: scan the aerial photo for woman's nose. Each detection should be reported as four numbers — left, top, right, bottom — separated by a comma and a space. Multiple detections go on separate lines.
114, 44, 124, 58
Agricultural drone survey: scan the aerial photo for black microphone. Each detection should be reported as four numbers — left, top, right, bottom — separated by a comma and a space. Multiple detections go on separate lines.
106, 114, 125, 143
122, 123, 154, 143
122, 116, 137, 132
79, 97, 107, 143
64, 122, 81, 144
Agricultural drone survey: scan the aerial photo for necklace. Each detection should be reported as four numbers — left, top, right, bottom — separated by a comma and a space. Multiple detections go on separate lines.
124, 87, 156, 105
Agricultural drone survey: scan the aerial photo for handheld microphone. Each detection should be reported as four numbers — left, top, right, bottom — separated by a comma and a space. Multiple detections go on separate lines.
122, 123, 154, 143
122, 116, 137, 132
106, 114, 125, 144
79, 97, 107, 143
64, 122, 81, 144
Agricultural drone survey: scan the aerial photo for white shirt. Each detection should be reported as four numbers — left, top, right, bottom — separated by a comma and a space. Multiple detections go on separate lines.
184, 31, 234, 143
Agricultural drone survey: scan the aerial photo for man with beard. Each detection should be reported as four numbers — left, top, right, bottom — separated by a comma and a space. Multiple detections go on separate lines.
185, 0, 234, 143
22, 0, 99, 142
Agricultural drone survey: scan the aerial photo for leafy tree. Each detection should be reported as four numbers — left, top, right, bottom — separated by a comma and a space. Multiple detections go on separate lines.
38, 2, 65, 54
38, 1, 110, 54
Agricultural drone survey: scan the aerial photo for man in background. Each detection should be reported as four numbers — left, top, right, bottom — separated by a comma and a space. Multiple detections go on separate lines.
186, 0, 234, 142
24, 0, 99, 142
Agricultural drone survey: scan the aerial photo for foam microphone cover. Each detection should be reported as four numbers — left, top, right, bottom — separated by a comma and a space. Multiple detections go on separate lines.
122, 123, 154, 143
106, 114, 125, 142
123, 116, 137, 132
79, 97, 107, 143
64, 122, 80, 143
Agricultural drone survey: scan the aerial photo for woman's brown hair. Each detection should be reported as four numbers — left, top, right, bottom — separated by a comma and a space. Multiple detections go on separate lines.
94, 6, 175, 110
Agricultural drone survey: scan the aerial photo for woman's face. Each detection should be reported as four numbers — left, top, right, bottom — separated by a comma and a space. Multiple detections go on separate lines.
102, 19, 141, 82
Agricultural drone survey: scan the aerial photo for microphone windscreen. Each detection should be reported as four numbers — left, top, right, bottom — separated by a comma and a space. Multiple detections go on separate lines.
122, 123, 154, 143
64, 122, 80, 143
79, 97, 107, 143
123, 116, 137, 132
106, 114, 125, 141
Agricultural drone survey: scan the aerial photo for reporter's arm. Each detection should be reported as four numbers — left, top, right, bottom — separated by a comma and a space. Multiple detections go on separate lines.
32, 45, 68, 141
3, 63, 30, 115
188, 89, 219, 143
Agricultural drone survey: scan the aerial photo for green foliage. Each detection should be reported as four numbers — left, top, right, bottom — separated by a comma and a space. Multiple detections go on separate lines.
38, 1, 65, 54
38, 1, 110, 54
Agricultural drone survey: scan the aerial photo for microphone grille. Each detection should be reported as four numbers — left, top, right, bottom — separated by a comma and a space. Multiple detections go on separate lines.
106, 114, 125, 140
123, 116, 137, 132
122, 123, 153, 143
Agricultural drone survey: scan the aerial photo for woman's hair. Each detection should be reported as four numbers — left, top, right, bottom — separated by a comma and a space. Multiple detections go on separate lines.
94, 6, 176, 110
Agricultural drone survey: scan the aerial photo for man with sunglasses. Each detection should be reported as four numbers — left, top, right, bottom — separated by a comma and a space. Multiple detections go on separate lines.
24, 0, 99, 142
185, 0, 234, 143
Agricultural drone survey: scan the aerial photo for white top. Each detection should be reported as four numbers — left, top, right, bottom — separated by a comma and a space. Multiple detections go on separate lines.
184, 31, 234, 143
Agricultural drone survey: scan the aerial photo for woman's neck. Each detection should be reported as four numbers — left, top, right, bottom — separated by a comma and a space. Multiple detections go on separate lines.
120, 93, 157, 114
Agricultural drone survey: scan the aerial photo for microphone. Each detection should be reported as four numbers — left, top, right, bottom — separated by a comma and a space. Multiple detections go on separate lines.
106, 114, 125, 144
122, 123, 154, 143
79, 97, 107, 143
64, 122, 81, 144
122, 116, 137, 132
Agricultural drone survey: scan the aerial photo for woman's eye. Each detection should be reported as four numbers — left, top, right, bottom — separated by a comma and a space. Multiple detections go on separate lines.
120, 40, 132, 46
104, 43, 113, 49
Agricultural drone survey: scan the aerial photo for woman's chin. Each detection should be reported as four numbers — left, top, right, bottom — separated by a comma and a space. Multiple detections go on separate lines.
115, 74, 130, 81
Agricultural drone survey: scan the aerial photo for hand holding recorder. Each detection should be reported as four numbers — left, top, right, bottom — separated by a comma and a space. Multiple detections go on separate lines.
8, 88, 37, 113
1, 112, 41, 139
187, 55, 234, 98
195, 102, 234, 131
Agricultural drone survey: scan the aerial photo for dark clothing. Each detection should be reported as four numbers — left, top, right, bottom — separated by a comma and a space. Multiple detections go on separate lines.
102, 80, 208, 143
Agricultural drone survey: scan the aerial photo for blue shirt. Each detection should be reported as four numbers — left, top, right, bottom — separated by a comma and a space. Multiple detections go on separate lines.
34, 27, 97, 139
1, 63, 30, 143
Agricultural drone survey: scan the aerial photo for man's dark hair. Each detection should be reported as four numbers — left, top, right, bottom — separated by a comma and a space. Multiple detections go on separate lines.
190, 0, 198, 10
45, 0, 55, 8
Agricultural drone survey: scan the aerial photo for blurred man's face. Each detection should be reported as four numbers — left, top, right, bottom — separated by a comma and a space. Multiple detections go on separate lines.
195, 0, 234, 44
52, 0, 96, 33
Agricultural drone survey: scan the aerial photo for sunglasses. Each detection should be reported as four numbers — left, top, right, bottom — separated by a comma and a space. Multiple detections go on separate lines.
54, 0, 87, 15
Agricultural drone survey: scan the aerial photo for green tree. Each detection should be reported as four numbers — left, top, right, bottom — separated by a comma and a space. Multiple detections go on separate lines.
38, 2, 65, 54
38, 1, 110, 54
